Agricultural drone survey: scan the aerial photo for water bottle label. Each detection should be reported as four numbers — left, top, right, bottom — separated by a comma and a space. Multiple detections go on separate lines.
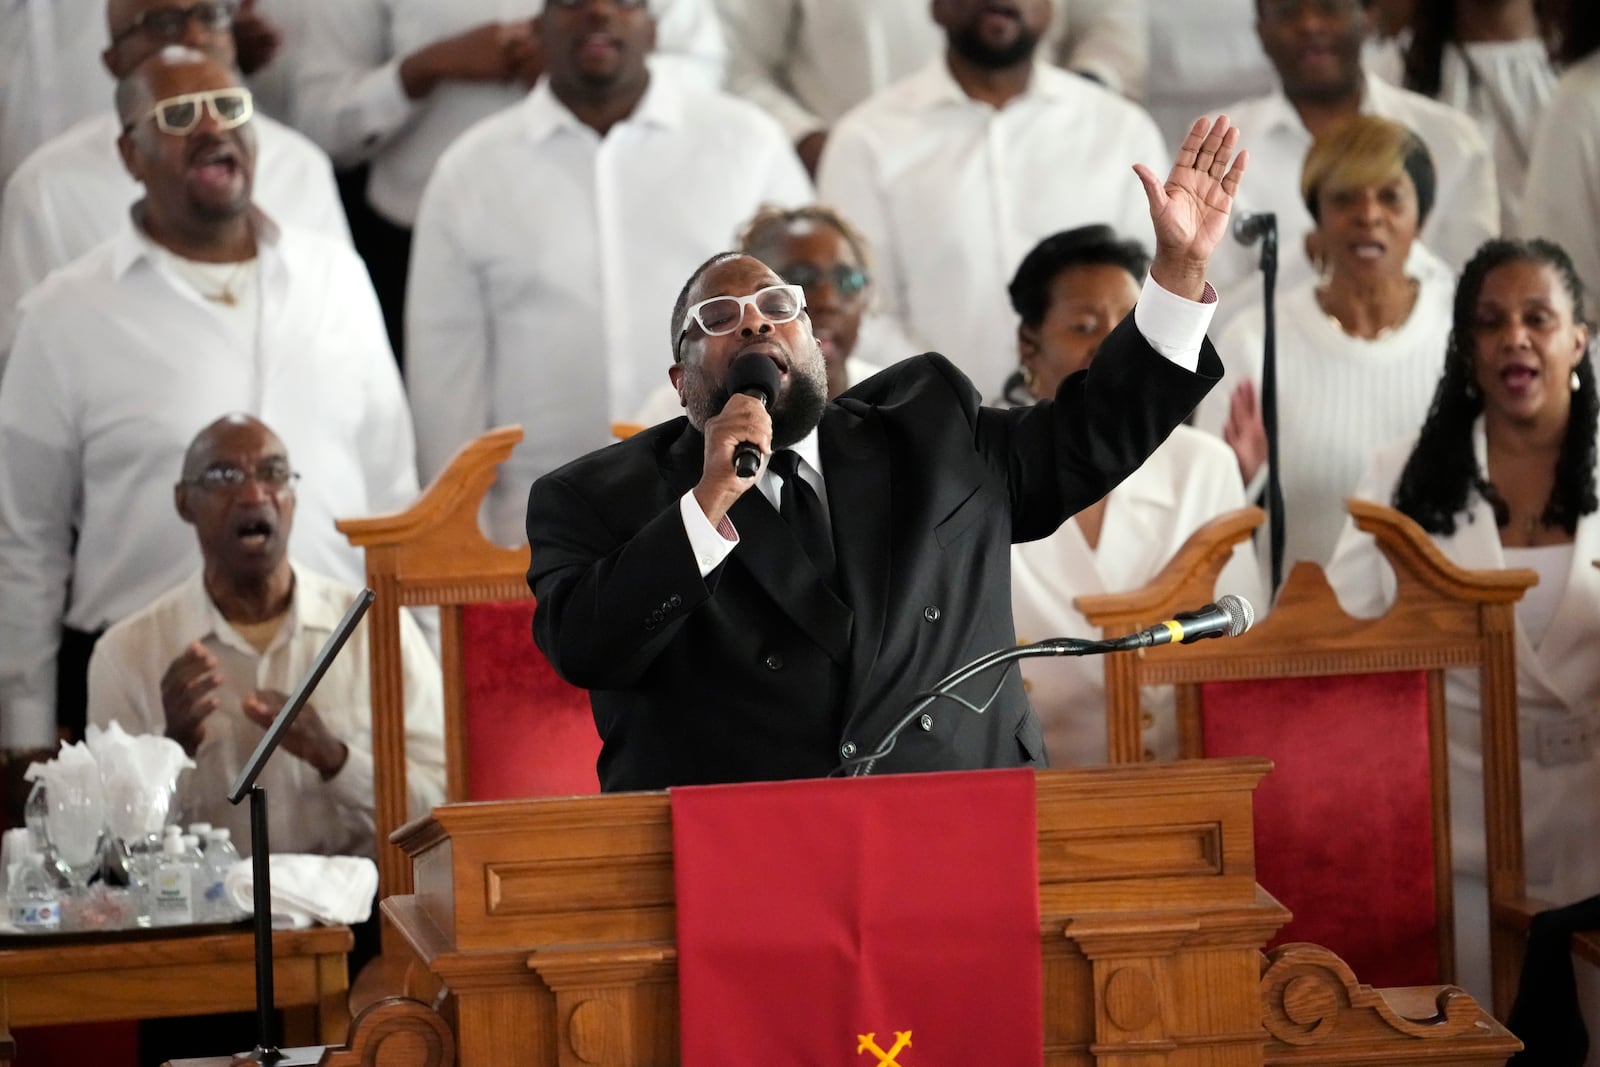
13, 898, 61, 930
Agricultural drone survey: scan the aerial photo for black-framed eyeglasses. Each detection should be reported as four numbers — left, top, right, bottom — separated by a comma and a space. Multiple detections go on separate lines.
184, 460, 300, 494
110, 0, 238, 47
780, 262, 869, 299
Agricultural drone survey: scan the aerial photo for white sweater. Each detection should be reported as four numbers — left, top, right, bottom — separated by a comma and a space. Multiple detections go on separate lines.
1194, 270, 1454, 577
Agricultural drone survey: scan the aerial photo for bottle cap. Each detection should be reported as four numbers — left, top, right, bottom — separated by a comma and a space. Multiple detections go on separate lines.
163, 835, 185, 855
181, 834, 200, 850
206, 828, 231, 842
187, 822, 213, 836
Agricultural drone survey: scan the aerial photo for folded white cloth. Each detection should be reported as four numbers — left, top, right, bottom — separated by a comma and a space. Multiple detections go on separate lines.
224, 853, 378, 928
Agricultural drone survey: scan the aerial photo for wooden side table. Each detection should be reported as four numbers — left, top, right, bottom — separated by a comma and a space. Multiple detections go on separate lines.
0, 924, 352, 1058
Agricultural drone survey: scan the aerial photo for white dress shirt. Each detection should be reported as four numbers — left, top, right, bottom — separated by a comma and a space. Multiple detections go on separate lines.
0, 0, 111, 193
1194, 266, 1454, 576
1209, 69, 1499, 305
1011, 424, 1264, 766
1369, 36, 1558, 235
406, 75, 811, 545
817, 58, 1167, 390
0, 217, 420, 748
714, 0, 1149, 144
292, 0, 728, 227
1521, 52, 1600, 313
0, 110, 352, 375
88, 564, 446, 857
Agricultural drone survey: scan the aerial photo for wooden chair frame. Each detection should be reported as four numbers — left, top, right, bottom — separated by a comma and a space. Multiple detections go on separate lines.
336, 426, 532, 906
1076, 501, 1537, 1016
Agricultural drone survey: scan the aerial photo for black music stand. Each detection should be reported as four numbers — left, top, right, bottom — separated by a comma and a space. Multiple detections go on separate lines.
224, 588, 375, 1065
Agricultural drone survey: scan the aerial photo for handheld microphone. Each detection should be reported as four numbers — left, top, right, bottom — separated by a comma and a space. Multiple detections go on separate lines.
725, 353, 782, 479
1232, 211, 1277, 247
1106, 594, 1255, 651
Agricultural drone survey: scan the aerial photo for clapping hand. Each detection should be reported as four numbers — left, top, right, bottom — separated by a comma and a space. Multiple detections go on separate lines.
241, 690, 349, 780
1133, 115, 1248, 300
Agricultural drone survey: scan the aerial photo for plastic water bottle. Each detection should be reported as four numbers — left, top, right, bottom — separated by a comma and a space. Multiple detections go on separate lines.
187, 823, 213, 853
152, 830, 196, 925
200, 828, 240, 921
24, 780, 49, 853
9, 852, 62, 931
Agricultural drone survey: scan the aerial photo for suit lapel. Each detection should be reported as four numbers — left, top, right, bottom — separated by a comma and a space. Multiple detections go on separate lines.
662, 419, 853, 661
818, 405, 892, 711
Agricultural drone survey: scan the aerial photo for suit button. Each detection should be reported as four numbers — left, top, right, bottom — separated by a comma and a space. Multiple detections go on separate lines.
923, 605, 940, 622
669, 594, 682, 607
644, 618, 656, 631
660, 601, 672, 614
764, 652, 784, 671
652, 608, 664, 622
919, 713, 934, 731
840, 741, 857, 758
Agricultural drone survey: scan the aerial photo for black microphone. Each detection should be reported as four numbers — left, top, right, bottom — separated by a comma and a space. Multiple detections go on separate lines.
1232, 211, 1277, 247
725, 353, 782, 479
1104, 594, 1255, 651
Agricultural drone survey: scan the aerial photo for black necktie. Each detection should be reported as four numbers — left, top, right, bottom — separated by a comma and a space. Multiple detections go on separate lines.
768, 450, 836, 579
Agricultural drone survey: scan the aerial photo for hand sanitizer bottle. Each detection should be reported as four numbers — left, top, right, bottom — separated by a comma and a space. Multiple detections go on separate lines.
152, 830, 195, 926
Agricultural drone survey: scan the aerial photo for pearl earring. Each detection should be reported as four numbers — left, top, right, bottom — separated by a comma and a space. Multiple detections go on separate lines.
1572, 368, 1582, 392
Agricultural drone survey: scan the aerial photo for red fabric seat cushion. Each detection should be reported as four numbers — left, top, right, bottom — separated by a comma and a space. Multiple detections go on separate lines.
1200, 670, 1439, 986
459, 601, 601, 799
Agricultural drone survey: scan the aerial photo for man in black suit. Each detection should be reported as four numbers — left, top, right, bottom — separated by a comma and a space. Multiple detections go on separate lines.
528, 117, 1248, 792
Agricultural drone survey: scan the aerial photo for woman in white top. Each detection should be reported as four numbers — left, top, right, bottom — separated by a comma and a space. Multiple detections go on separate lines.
1387, 0, 1560, 234
1195, 115, 1455, 580
1325, 237, 1600, 1009
1004, 226, 1263, 766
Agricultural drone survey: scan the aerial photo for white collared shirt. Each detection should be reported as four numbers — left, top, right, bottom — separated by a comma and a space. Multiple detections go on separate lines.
0, 0, 111, 193
87, 564, 446, 857
1209, 69, 1500, 301
715, 0, 1149, 143
291, 0, 728, 227
817, 58, 1168, 391
406, 75, 812, 545
0, 110, 352, 375
0, 217, 420, 747
1143, 0, 1276, 149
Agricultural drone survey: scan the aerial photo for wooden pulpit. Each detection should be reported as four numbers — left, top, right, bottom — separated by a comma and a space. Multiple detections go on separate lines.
343, 760, 1521, 1066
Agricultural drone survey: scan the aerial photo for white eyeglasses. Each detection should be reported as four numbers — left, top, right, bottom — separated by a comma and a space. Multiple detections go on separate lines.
678, 284, 807, 349
126, 87, 253, 136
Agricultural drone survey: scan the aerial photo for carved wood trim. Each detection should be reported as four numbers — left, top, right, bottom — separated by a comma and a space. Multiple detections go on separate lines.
1260, 942, 1496, 1045
318, 997, 455, 1067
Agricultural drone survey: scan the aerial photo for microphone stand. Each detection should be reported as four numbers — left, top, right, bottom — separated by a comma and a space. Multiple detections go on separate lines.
847, 638, 1109, 777
224, 588, 375, 1065
1254, 216, 1287, 595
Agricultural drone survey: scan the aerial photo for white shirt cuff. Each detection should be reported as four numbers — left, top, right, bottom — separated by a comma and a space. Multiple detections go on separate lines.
1133, 274, 1218, 373
679, 490, 738, 577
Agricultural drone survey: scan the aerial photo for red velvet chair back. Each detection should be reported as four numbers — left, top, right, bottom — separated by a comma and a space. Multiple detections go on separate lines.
1198, 671, 1438, 985
458, 600, 599, 800
1076, 503, 1536, 1002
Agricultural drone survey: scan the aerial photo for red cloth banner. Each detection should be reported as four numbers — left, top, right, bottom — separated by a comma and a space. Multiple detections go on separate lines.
672, 768, 1042, 1067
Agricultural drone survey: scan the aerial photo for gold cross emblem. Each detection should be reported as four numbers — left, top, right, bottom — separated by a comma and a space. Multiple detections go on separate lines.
858, 1030, 912, 1065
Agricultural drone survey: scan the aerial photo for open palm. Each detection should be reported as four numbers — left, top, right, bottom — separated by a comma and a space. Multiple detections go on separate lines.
1133, 116, 1248, 270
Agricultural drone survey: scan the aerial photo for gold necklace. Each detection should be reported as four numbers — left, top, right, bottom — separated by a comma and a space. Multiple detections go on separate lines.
1316, 277, 1420, 340
201, 260, 253, 306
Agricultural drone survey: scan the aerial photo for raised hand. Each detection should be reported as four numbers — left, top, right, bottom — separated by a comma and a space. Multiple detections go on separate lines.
161, 642, 222, 757
1133, 115, 1248, 300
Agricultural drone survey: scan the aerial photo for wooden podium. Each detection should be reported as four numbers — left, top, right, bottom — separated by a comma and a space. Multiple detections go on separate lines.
351, 759, 1519, 1066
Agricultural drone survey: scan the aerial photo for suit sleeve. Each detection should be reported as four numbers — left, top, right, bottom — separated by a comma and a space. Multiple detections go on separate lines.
526, 470, 715, 689
983, 314, 1222, 543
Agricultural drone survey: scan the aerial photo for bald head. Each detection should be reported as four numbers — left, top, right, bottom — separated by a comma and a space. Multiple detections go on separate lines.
182, 413, 282, 481
177, 413, 297, 585
104, 0, 238, 78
